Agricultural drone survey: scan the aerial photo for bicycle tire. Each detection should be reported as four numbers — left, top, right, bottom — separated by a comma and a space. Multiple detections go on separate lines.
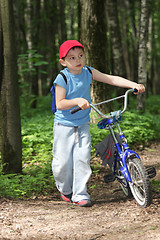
127, 157, 152, 207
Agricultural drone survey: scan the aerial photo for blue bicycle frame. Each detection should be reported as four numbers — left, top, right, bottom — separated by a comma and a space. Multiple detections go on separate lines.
113, 125, 140, 183
71, 88, 155, 207
91, 88, 140, 184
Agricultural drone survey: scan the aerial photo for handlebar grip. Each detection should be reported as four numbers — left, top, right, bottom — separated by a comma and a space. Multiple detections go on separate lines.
133, 88, 138, 93
71, 106, 82, 114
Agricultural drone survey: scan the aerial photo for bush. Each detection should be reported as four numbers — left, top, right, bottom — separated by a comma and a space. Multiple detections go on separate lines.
0, 164, 56, 199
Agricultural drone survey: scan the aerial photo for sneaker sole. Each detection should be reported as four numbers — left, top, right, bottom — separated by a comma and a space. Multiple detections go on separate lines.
73, 201, 92, 207
61, 193, 72, 202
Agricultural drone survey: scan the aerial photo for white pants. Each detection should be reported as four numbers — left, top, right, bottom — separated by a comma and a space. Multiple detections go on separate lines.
52, 122, 92, 202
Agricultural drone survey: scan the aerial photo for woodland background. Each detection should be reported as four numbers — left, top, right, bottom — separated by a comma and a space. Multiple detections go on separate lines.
0, 0, 160, 198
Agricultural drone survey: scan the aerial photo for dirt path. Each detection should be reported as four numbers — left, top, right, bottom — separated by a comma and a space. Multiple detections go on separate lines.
0, 143, 160, 240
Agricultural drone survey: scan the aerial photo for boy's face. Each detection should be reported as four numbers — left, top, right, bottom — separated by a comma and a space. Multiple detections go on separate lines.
59, 47, 85, 74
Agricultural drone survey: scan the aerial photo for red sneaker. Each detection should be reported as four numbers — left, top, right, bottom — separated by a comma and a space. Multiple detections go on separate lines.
61, 193, 72, 202
73, 200, 92, 207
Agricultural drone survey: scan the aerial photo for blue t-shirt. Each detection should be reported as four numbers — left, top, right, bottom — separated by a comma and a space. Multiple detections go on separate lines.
54, 66, 93, 126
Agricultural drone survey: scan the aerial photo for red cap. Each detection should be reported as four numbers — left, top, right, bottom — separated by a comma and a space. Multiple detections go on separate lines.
59, 40, 84, 59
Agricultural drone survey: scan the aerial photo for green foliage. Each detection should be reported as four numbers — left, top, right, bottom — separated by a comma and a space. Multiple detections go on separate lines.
18, 50, 49, 110
21, 112, 53, 162
90, 94, 160, 153
91, 111, 159, 152
120, 112, 158, 145
20, 94, 52, 118
0, 97, 55, 199
91, 162, 101, 175
151, 179, 160, 192
0, 164, 56, 199
0, 94, 160, 199
146, 95, 160, 115
18, 49, 48, 76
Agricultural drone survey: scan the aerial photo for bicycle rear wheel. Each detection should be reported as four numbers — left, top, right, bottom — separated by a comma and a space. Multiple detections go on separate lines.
127, 157, 152, 207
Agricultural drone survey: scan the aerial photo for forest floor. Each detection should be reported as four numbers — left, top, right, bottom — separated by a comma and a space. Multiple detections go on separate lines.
0, 143, 160, 240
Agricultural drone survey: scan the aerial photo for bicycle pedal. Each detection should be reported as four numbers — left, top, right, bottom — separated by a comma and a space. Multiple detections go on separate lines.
104, 173, 116, 183
145, 165, 156, 179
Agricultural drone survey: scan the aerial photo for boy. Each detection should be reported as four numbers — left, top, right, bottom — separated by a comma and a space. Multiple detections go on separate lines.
52, 40, 145, 207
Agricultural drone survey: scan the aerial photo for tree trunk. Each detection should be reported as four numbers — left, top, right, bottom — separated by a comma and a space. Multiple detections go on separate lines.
58, 0, 67, 44
0, 0, 22, 173
30, 0, 41, 108
40, 0, 60, 92
137, 0, 149, 111
78, 0, 82, 40
81, 0, 112, 112
106, 0, 127, 100
153, 1, 160, 95
106, 0, 126, 78
68, 0, 74, 39
121, 0, 139, 82
119, 0, 132, 80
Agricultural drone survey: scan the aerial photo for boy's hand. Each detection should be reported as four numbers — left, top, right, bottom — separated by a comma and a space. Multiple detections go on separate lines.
75, 98, 90, 110
135, 84, 145, 94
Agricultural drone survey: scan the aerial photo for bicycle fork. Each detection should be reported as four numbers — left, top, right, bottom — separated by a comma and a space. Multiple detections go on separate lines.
109, 122, 140, 183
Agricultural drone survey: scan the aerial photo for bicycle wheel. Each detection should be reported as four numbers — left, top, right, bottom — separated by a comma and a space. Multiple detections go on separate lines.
127, 157, 152, 207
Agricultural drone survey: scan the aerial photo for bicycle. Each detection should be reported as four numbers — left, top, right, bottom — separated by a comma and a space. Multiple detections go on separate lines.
71, 89, 156, 208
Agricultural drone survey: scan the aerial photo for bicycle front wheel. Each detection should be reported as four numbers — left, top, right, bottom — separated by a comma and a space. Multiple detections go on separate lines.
128, 157, 152, 208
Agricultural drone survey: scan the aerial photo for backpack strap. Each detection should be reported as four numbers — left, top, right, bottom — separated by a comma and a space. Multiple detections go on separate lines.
86, 66, 92, 75
59, 72, 67, 84
58, 67, 91, 85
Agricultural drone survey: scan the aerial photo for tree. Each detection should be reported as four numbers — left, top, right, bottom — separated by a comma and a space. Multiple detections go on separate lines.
137, 0, 149, 111
0, 0, 22, 173
148, 1, 160, 95
106, 0, 127, 99
81, 0, 113, 112
24, 0, 40, 108
7, 0, 160, 101
106, 0, 126, 78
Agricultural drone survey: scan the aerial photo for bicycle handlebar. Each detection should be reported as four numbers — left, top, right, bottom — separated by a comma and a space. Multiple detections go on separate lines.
71, 88, 138, 117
